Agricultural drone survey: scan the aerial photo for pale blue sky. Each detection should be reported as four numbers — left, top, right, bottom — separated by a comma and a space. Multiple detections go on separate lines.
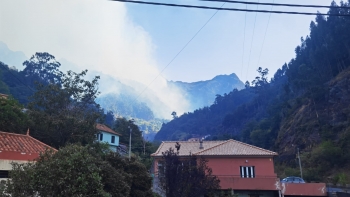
126, 0, 332, 82
0, 0, 338, 117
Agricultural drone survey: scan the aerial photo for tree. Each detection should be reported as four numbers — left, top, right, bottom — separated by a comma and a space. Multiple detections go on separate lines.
22, 52, 63, 84
0, 97, 30, 133
1, 144, 154, 197
171, 111, 178, 119
251, 67, 269, 87
244, 81, 250, 89
2, 144, 110, 197
158, 147, 220, 197
28, 70, 103, 148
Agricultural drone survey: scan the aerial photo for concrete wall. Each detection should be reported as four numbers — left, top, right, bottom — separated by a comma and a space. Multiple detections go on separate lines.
282, 183, 327, 196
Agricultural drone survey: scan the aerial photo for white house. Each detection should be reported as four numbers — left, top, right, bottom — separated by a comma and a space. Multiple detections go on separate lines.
96, 123, 121, 152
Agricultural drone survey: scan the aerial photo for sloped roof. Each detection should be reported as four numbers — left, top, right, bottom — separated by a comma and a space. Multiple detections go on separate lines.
0, 131, 56, 154
0, 93, 9, 99
96, 123, 121, 136
151, 139, 277, 157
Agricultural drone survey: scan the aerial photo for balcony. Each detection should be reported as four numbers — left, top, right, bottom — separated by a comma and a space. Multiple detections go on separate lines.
216, 175, 280, 191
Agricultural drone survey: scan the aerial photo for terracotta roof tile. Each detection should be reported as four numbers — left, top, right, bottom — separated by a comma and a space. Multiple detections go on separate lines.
0, 131, 56, 154
151, 139, 277, 157
96, 123, 121, 136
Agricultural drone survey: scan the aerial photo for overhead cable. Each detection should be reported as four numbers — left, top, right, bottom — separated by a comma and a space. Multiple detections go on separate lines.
110, 0, 350, 16
201, 0, 350, 9
134, 2, 226, 100
245, 0, 259, 81
256, 0, 274, 70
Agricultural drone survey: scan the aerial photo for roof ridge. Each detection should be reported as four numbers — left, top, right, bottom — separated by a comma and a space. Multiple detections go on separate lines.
151, 141, 166, 156
0, 131, 57, 152
194, 140, 231, 155
229, 139, 277, 154
26, 135, 58, 152
96, 123, 121, 136
0, 131, 26, 136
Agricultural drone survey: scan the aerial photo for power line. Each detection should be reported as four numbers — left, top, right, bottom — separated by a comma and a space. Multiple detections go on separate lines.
201, 0, 350, 9
134, 3, 226, 100
245, 1, 259, 81
110, 0, 350, 16
256, 0, 274, 69
240, 3, 247, 80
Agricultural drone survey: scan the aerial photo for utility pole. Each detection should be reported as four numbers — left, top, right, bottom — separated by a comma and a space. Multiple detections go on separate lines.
128, 119, 134, 161
297, 148, 303, 179
128, 126, 132, 161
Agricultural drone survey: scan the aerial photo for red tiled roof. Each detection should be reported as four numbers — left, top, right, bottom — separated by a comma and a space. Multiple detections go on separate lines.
151, 139, 277, 157
0, 131, 56, 154
96, 123, 121, 136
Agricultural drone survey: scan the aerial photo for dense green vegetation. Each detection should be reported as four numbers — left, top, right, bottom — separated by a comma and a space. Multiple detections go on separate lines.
0, 54, 158, 195
155, 1, 350, 182
0, 144, 153, 197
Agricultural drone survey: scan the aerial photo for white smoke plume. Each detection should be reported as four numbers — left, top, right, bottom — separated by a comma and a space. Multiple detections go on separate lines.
0, 0, 189, 118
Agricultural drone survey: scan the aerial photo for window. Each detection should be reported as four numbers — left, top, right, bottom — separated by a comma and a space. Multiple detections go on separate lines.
0, 170, 9, 178
240, 166, 255, 178
157, 161, 165, 177
111, 136, 115, 143
99, 133, 103, 141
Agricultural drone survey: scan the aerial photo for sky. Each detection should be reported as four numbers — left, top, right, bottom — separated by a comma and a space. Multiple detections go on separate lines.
0, 0, 337, 117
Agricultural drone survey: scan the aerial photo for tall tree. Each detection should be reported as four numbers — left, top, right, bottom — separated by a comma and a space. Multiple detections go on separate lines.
158, 147, 220, 197
28, 70, 103, 148
22, 52, 63, 85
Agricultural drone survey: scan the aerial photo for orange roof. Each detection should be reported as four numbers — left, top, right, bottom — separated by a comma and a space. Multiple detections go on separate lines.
151, 139, 277, 157
0, 131, 56, 154
96, 123, 121, 136
0, 93, 8, 99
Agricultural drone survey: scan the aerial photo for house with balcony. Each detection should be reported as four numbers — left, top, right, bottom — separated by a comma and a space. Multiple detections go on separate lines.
95, 123, 122, 152
151, 139, 280, 196
151, 139, 328, 197
0, 130, 56, 181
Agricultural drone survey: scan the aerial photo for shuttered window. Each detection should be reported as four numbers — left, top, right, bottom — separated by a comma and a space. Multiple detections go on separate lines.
240, 166, 255, 178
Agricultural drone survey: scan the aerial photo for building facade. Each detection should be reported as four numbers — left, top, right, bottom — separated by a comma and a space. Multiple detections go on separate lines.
0, 131, 56, 181
151, 139, 279, 196
95, 123, 121, 152
151, 139, 327, 197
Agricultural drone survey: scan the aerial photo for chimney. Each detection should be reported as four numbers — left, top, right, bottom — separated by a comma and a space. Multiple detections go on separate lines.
199, 139, 204, 149
26, 128, 30, 136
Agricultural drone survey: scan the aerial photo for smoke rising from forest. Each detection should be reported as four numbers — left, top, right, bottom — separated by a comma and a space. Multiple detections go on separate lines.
0, 0, 190, 118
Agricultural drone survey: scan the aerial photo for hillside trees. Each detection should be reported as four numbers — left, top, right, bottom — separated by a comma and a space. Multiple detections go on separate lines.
113, 117, 158, 168
0, 62, 34, 104
28, 70, 103, 148
0, 97, 30, 133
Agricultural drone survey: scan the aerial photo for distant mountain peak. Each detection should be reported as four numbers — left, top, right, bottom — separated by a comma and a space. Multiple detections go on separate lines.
0, 41, 27, 69
168, 73, 244, 111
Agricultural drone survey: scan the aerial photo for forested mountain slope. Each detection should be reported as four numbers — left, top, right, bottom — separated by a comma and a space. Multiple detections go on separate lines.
155, 1, 350, 181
